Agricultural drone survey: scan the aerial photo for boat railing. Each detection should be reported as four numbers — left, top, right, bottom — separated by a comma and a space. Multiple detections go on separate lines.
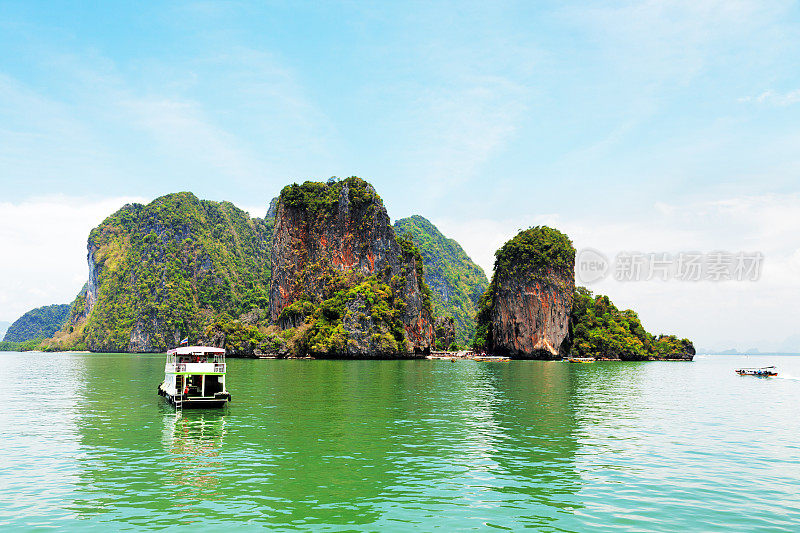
167, 362, 224, 373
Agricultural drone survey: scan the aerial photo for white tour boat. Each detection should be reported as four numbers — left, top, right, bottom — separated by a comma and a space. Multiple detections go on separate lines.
158, 346, 231, 408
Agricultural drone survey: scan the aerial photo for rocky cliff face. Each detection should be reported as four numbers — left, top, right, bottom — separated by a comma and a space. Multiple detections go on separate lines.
47, 183, 435, 356
491, 268, 573, 358
393, 215, 488, 347
55, 192, 273, 352
475, 226, 575, 359
269, 177, 434, 356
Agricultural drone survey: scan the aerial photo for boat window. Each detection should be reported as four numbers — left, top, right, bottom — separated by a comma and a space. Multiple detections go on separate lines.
205, 375, 224, 395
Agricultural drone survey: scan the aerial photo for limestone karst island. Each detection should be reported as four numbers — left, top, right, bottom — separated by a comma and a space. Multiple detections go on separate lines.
5, 177, 694, 362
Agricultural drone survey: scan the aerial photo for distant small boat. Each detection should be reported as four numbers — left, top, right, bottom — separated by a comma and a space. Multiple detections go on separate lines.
566, 357, 596, 363
472, 356, 510, 362
735, 366, 777, 377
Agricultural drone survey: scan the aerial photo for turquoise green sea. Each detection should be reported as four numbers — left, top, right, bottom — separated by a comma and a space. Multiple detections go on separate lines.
1, 352, 799, 531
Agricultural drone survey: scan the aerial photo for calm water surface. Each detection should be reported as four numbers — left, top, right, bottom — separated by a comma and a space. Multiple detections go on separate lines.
1, 352, 799, 531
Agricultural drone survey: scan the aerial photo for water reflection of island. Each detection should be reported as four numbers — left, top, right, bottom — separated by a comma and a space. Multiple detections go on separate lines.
475, 362, 582, 523
391, 360, 585, 530
249, 359, 586, 530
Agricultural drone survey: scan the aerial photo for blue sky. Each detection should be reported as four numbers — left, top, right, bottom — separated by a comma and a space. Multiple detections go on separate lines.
2, 1, 800, 350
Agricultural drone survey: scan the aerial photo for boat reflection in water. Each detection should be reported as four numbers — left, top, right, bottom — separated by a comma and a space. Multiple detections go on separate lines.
161, 411, 227, 513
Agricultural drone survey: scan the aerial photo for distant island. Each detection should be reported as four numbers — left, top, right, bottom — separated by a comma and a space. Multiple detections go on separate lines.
697, 349, 800, 356
0, 304, 70, 351
3, 177, 693, 360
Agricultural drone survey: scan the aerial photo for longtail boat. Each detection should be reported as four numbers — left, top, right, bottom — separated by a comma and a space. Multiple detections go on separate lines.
735, 366, 777, 377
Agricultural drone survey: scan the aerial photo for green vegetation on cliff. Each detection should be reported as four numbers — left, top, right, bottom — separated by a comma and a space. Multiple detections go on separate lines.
280, 176, 379, 214
494, 226, 574, 283
433, 316, 457, 351
472, 279, 495, 351
301, 275, 409, 356
202, 312, 284, 356
569, 287, 694, 360
269, 177, 435, 356
3, 304, 70, 342
274, 252, 425, 357
57, 192, 274, 352
394, 234, 433, 316
394, 216, 488, 347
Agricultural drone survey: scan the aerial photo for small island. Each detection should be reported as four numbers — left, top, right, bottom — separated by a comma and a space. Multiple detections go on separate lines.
473, 226, 693, 360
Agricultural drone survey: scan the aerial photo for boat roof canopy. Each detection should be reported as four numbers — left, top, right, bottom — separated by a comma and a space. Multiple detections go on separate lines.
167, 345, 225, 355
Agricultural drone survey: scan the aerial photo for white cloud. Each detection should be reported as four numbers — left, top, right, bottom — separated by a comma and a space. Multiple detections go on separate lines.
0, 196, 146, 322
2, 44, 340, 204
241, 205, 269, 219
408, 77, 528, 201
121, 96, 263, 181
566, 0, 784, 82
740, 89, 800, 106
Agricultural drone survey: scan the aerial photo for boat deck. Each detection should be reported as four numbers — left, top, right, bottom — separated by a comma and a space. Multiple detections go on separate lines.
158, 382, 230, 409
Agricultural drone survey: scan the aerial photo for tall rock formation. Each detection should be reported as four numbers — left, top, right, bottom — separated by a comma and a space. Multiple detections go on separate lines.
269, 177, 435, 357
475, 226, 575, 359
54, 192, 273, 352
394, 215, 488, 347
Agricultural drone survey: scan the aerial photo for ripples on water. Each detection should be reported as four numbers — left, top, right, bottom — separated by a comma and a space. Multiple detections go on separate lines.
0, 352, 799, 531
